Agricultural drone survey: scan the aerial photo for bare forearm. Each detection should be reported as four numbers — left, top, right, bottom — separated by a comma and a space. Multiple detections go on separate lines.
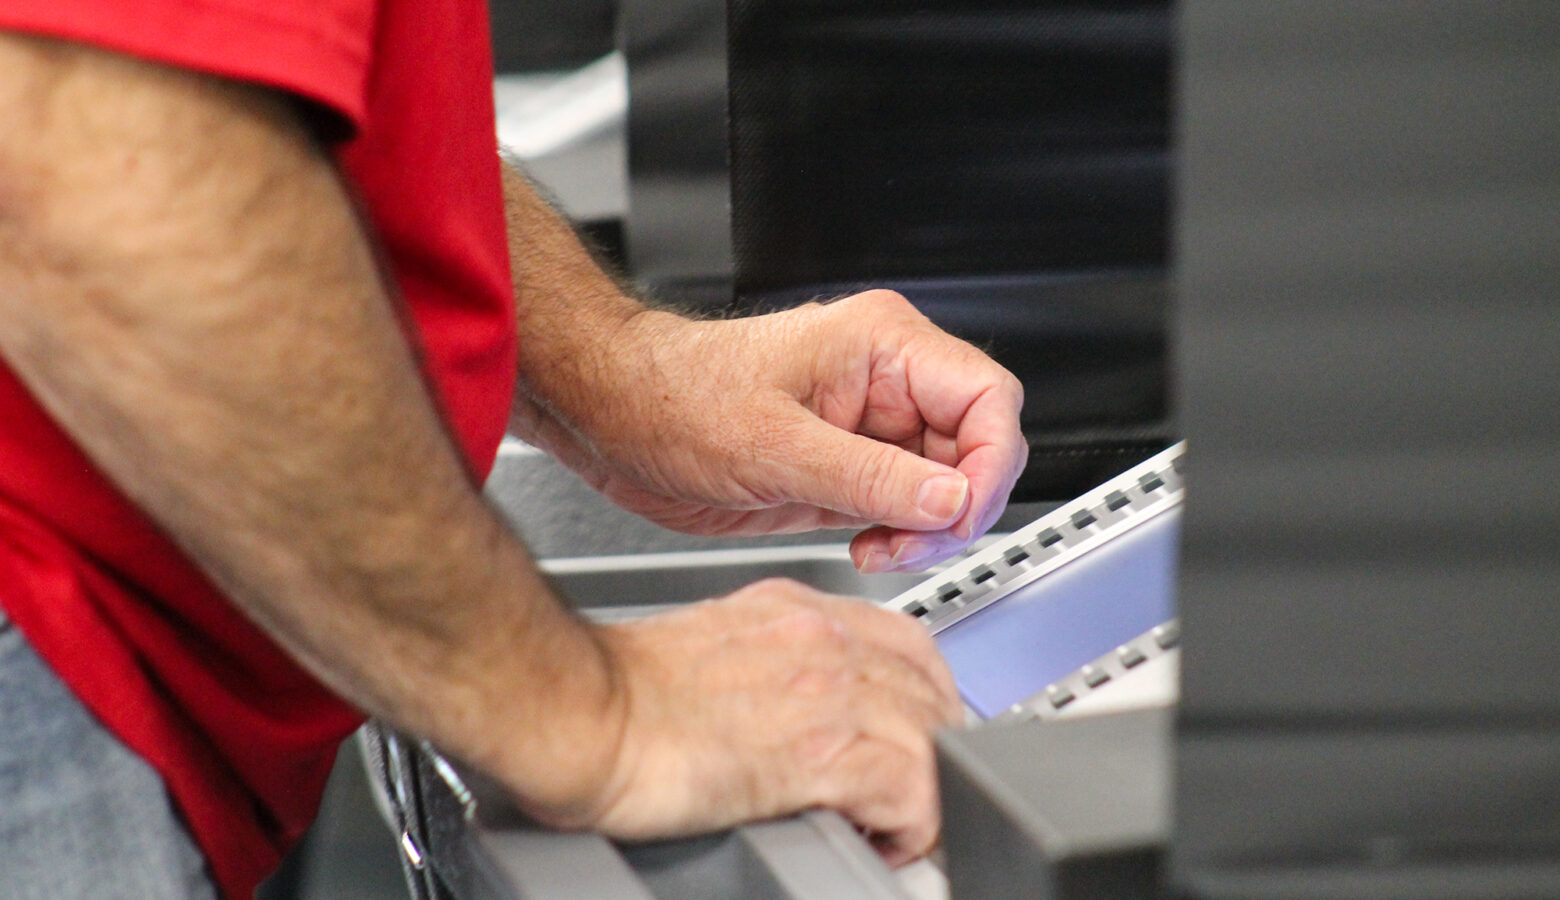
498, 159, 682, 457
0, 36, 620, 823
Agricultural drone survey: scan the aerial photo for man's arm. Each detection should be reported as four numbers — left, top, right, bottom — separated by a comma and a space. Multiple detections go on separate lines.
496, 158, 1027, 569
0, 33, 624, 822
0, 34, 959, 859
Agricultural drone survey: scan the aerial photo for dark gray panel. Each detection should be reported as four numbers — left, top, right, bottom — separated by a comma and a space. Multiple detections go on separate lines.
1174, 0, 1560, 719
490, 0, 615, 73
939, 709, 1169, 899
1172, 1, 1560, 895
620, 0, 734, 297
1176, 729, 1560, 900
1178, 559, 1560, 719
727, 0, 1172, 290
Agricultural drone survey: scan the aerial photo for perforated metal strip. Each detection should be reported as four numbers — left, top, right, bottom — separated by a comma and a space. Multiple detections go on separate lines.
1001, 618, 1181, 722
883, 441, 1185, 636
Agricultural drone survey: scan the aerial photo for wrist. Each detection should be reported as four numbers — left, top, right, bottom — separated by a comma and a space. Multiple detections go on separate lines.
515, 304, 693, 457
465, 603, 634, 830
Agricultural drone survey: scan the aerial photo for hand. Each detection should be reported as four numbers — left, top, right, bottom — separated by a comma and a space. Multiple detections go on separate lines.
522, 290, 1027, 572
577, 579, 964, 866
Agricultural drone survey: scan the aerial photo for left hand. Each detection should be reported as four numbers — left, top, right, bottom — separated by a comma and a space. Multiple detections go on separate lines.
522, 290, 1027, 572
563, 579, 965, 866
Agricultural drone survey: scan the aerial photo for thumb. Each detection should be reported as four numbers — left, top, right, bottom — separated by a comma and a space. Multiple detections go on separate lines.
759, 407, 970, 530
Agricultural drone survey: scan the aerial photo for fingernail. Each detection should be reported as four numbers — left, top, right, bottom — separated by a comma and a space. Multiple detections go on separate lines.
857, 549, 890, 574
891, 539, 937, 571
914, 473, 968, 522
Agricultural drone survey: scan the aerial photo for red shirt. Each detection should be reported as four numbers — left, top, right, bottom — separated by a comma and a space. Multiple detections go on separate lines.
0, 3, 515, 898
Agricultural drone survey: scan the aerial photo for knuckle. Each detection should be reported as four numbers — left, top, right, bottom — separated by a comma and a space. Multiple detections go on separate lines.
901, 748, 941, 822
746, 575, 802, 595
851, 289, 926, 325
900, 640, 946, 687
866, 288, 913, 311
788, 665, 848, 698
902, 780, 938, 836
879, 606, 943, 663
775, 606, 847, 647
1002, 369, 1025, 408
904, 818, 940, 862
854, 287, 905, 307
732, 576, 807, 607
793, 719, 856, 770
889, 605, 935, 645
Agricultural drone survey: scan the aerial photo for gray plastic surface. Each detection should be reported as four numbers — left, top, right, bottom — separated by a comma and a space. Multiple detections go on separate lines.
476, 831, 655, 900
463, 808, 907, 900
939, 708, 1170, 899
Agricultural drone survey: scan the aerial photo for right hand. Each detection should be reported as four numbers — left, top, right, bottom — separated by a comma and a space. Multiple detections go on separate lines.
577, 579, 964, 866
515, 296, 1026, 571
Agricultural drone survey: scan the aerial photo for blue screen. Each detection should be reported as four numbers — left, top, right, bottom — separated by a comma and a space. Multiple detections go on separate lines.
935, 507, 1180, 718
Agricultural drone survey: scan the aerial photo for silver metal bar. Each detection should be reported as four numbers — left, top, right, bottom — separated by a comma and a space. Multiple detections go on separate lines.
883, 442, 1184, 637
737, 812, 911, 900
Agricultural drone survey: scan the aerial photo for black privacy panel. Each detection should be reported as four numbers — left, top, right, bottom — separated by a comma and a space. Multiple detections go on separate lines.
724, 1, 1175, 499
727, 0, 1170, 290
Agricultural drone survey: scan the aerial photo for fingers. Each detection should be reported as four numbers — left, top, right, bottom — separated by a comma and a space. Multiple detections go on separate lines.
841, 298, 1025, 571
762, 291, 1024, 571
742, 291, 1022, 550
849, 417, 1023, 572
821, 737, 943, 865
711, 582, 961, 727
850, 523, 965, 574
755, 403, 974, 535
900, 356, 1025, 552
586, 579, 960, 865
844, 292, 1027, 531
788, 590, 962, 725
718, 583, 960, 863
941, 379, 1027, 544
754, 598, 951, 863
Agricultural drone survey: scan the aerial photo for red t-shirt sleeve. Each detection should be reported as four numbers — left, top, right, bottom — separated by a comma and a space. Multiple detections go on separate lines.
0, 0, 376, 128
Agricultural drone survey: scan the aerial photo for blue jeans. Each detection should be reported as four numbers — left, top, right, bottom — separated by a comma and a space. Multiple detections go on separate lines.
0, 606, 219, 900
